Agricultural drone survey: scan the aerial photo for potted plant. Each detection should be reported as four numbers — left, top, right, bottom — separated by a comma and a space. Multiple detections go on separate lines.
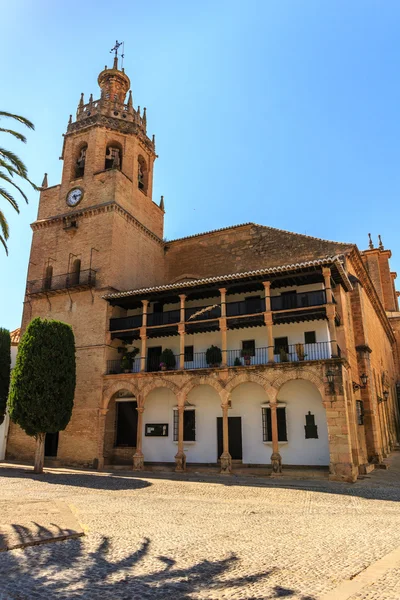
295, 343, 306, 361
240, 348, 253, 366
160, 348, 176, 370
279, 347, 289, 363
234, 357, 242, 367
206, 345, 222, 367
120, 346, 139, 373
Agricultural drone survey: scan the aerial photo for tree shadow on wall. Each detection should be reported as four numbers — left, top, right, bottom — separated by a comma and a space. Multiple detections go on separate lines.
0, 532, 316, 600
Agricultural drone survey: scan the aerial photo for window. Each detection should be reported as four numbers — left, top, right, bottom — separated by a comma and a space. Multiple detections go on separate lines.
304, 331, 316, 344
242, 340, 255, 356
75, 145, 87, 178
138, 155, 148, 193
115, 401, 138, 446
69, 259, 81, 286
173, 409, 196, 442
43, 265, 53, 291
262, 407, 287, 442
274, 337, 288, 355
105, 145, 122, 170
184, 345, 194, 362
356, 400, 364, 425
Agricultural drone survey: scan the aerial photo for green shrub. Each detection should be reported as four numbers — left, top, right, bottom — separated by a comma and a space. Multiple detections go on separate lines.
160, 348, 176, 369
9, 318, 76, 473
0, 328, 11, 425
206, 345, 222, 366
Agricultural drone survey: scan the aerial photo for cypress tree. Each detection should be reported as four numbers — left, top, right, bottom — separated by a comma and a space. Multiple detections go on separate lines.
0, 328, 11, 425
9, 318, 76, 473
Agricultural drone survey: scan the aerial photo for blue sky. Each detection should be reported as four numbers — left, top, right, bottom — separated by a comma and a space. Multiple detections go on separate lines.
2, 0, 400, 331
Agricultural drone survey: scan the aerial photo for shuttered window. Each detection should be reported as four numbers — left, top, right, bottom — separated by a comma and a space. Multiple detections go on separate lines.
262, 407, 287, 442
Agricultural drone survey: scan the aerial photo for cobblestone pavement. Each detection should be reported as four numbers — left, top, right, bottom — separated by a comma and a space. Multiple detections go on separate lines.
1, 456, 400, 599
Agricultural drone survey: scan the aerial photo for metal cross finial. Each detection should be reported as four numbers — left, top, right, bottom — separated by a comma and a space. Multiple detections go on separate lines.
110, 40, 122, 57
110, 40, 125, 68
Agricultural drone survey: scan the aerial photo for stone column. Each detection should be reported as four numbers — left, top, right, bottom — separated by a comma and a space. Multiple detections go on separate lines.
270, 403, 282, 474
219, 288, 228, 367
323, 267, 333, 303
263, 281, 274, 363
179, 294, 186, 370
133, 405, 145, 470
323, 268, 338, 357
174, 403, 187, 472
140, 299, 149, 372
97, 407, 108, 471
324, 379, 358, 482
220, 402, 232, 473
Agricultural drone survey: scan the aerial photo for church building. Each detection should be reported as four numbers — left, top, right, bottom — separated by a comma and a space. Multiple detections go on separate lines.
6, 54, 400, 482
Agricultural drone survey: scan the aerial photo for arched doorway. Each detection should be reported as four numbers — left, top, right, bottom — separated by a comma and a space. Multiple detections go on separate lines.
276, 379, 329, 466
104, 389, 138, 465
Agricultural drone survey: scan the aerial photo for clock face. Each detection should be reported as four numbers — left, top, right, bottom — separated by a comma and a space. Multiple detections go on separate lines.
66, 187, 83, 207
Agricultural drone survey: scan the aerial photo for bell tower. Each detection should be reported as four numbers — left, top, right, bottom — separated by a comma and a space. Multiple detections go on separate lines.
8, 50, 166, 465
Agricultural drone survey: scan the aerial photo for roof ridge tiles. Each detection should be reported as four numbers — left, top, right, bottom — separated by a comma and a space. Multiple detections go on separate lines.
103, 254, 347, 300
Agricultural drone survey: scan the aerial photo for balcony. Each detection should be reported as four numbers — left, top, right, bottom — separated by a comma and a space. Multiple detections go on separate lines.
105, 341, 333, 374
26, 269, 96, 296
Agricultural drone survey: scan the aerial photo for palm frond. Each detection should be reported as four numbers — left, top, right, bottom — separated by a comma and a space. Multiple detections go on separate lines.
0, 147, 27, 177
0, 159, 15, 177
0, 172, 28, 203
0, 111, 34, 130
0, 210, 9, 239
0, 187, 19, 212
0, 210, 9, 254
0, 128, 27, 143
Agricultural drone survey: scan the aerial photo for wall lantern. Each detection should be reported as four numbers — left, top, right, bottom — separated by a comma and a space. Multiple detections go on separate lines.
383, 389, 389, 402
326, 368, 335, 392
353, 373, 368, 392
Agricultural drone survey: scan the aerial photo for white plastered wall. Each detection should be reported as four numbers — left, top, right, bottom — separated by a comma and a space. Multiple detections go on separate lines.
0, 344, 17, 460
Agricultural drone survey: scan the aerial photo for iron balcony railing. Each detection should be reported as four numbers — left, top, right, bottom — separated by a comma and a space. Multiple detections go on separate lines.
110, 315, 142, 332
271, 290, 326, 311
26, 269, 96, 295
108, 290, 331, 333
105, 341, 335, 374
226, 299, 265, 317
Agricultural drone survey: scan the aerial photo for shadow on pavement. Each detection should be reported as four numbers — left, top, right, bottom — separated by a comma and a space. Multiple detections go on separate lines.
0, 534, 316, 599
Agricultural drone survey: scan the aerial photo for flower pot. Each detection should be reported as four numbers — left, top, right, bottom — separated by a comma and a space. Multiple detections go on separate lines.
161, 365, 167, 371
244, 357, 251, 366
124, 369, 130, 374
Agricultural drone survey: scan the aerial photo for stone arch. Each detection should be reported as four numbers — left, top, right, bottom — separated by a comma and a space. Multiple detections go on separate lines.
141, 377, 180, 403
137, 154, 148, 194
225, 371, 277, 402
105, 141, 123, 170
102, 380, 141, 410
73, 141, 87, 178
271, 368, 326, 399
180, 375, 225, 399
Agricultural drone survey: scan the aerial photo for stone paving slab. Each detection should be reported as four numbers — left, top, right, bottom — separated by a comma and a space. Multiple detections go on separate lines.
0, 499, 84, 551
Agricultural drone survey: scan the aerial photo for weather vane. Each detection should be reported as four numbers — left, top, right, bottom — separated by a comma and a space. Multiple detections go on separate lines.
110, 40, 125, 68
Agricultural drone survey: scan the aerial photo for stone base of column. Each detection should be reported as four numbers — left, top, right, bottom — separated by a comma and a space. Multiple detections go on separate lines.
220, 452, 232, 474
369, 452, 384, 464
174, 451, 186, 472
328, 462, 358, 483
271, 451, 282, 474
133, 452, 144, 471
97, 456, 105, 471
358, 462, 375, 475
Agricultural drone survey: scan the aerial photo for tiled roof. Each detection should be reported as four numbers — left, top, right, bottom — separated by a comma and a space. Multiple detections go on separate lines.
103, 255, 351, 300
167, 221, 353, 246
10, 328, 20, 345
